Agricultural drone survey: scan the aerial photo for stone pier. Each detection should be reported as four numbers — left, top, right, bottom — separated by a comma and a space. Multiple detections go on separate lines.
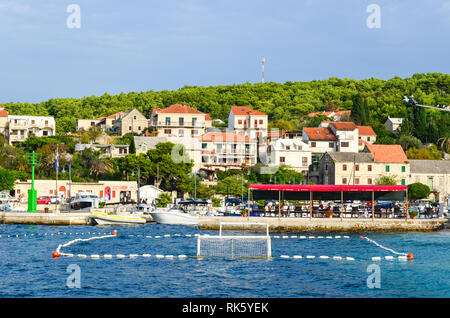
198, 216, 448, 232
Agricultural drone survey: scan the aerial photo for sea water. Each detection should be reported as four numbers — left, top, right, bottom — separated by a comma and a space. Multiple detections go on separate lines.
0, 224, 448, 298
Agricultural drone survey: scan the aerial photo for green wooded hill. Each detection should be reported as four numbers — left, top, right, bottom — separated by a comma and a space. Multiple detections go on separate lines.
3, 72, 449, 143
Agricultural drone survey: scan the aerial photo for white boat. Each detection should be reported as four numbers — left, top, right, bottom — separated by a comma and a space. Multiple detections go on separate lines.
89, 212, 146, 225
149, 207, 199, 225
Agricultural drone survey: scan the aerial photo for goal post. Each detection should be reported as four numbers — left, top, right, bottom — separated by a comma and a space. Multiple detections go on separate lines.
197, 222, 271, 259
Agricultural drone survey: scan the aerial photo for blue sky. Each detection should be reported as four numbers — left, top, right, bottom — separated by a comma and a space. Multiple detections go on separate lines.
0, 0, 449, 103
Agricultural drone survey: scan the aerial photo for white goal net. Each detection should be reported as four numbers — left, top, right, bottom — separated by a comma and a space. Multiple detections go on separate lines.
197, 223, 272, 258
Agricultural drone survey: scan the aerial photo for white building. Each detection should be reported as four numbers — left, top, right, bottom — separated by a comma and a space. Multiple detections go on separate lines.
267, 138, 311, 172
134, 136, 202, 172
385, 117, 403, 133
199, 131, 258, 171
7, 115, 55, 145
228, 106, 268, 139
138, 185, 164, 204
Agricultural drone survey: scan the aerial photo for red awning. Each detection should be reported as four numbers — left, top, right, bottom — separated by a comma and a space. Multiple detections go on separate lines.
248, 184, 407, 192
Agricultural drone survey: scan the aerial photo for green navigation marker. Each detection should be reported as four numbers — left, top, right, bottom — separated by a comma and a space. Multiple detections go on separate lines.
26, 152, 41, 212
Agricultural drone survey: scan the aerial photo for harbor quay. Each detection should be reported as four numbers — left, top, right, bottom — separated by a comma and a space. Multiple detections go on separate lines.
198, 216, 448, 232
1, 211, 447, 232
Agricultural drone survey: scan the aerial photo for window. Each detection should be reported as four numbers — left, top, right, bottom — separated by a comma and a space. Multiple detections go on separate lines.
342, 178, 347, 184
164, 129, 171, 134
45, 120, 48, 125
286, 146, 290, 150
302, 157, 308, 166
341, 142, 349, 147
165, 117, 171, 125
238, 120, 242, 125
401, 179, 406, 185
129, 126, 132, 131
259, 120, 263, 124
343, 164, 347, 171
368, 178, 372, 185
43, 131, 48, 136
368, 165, 372, 172
134, 116, 137, 120
329, 142, 334, 148
280, 157, 285, 163
192, 118, 197, 126
191, 130, 198, 136
355, 178, 360, 185
386, 165, 390, 172
202, 143, 207, 149
367, 137, 371, 142
179, 118, 184, 126
138, 126, 141, 131
355, 164, 359, 171
178, 129, 184, 136
311, 142, 316, 148
401, 166, 406, 172
32, 120, 35, 125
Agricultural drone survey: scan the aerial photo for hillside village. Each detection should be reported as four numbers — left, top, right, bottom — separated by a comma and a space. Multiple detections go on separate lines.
0, 99, 448, 209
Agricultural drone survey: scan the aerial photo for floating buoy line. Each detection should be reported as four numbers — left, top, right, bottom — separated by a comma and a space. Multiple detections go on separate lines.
360, 235, 414, 260
47, 230, 414, 262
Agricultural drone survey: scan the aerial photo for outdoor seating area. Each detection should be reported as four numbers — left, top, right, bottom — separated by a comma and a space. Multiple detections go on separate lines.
247, 184, 434, 220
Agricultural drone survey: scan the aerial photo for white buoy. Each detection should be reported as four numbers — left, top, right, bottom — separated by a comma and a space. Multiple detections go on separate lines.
320, 256, 329, 259
372, 256, 381, 261
280, 255, 290, 258
103, 254, 113, 259
178, 255, 187, 258
129, 254, 139, 258
90, 254, 100, 259
333, 256, 342, 260
346, 257, 355, 261
306, 255, 315, 259
155, 254, 164, 258
116, 254, 126, 259
142, 254, 152, 258
293, 255, 303, 259
398, 256, 407, 261
385, 256, 394, 260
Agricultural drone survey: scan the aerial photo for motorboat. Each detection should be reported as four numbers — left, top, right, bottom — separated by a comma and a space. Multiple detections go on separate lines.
149, 199, 212, 225
89, 212, 146, 225
69, 192, 100, 212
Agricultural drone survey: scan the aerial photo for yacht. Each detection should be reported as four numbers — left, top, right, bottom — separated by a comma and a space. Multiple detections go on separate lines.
69, 192, 100, 211
149, 199, 212, 226
89, 211, 146, 225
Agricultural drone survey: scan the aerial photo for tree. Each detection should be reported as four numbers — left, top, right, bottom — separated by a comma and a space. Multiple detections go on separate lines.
157, 193, 172, 208
0, 167, 27, 191
407, 183, 430, 201
406, 145, 441, 160
398, 135, 422, 150
351, 93, 369, 125
375, 175, 398, 185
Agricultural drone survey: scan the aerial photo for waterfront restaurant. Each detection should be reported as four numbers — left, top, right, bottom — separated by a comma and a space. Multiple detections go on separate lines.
248, 184, 409, 219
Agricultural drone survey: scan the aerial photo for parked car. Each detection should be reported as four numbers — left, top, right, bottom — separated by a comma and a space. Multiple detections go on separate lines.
49, 195, 62, 204
37, 196, 52, 204
0, 192, 19, 203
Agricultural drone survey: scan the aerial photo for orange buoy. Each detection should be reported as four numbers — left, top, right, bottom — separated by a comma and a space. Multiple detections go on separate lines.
52, 251, 59, 258
360, 236, 364, 239
113, 230, 118, 236
407, 253, 414, 260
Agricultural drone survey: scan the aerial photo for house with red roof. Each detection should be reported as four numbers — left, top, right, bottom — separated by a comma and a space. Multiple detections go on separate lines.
314, 144, 409, 186
228, 106, 268, 139
150, 103, 212, 138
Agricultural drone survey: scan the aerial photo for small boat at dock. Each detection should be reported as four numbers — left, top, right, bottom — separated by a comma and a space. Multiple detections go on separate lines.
89, 212, 146, 225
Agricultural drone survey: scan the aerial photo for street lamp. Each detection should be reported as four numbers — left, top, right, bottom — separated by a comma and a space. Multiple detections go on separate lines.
62, 163, 72, 213
189, 172, 198, 200
131, 167, 141, 207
